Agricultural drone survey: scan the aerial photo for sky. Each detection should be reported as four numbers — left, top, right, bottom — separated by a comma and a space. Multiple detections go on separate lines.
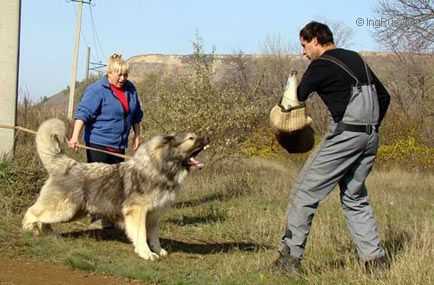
19, 0, 384, 100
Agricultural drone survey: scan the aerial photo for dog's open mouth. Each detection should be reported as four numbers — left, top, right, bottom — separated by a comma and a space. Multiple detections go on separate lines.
185, 140, 209, 170
187, 156, 204, 169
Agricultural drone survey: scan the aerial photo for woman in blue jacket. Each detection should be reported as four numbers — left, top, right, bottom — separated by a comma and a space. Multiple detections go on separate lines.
68, 53, 143, 164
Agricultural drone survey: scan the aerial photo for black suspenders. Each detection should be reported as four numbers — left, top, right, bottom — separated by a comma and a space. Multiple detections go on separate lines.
318, 54, 373, 87
318, 54, 377, 134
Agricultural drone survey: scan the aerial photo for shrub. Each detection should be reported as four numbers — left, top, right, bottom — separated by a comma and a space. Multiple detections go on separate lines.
377, 136, 434, 170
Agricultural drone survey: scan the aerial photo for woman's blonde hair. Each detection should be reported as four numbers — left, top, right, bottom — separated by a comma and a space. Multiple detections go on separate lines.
107, 53, 129, 75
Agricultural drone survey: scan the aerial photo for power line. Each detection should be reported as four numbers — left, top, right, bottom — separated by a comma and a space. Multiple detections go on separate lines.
75, 2, 105, 78
73, 1, 100, 64
80, 28, 100, 64
67, 0, 100, 60
69, 0, 93, 4
88, 4, 105, 61
78, 19, 96, 62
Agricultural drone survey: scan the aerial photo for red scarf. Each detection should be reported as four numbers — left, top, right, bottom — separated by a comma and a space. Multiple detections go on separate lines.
110, 84, 129, 113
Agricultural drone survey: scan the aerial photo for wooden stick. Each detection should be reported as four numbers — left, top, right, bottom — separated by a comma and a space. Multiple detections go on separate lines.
0, 124, 131, 160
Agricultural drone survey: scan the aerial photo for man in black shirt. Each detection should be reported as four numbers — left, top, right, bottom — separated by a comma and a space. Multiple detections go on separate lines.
274, 21, 390, 273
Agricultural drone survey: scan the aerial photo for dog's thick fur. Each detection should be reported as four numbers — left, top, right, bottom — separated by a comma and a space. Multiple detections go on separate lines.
22, 118, 208, 260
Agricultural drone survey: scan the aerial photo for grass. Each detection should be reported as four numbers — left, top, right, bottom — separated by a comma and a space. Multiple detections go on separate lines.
6, 40, 433, 283
1, 153, 433, 284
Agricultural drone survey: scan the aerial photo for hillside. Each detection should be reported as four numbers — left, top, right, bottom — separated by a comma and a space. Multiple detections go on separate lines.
41, 52, 394, 111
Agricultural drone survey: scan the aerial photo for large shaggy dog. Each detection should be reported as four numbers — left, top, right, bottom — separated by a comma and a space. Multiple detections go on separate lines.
22, 118, 209, 260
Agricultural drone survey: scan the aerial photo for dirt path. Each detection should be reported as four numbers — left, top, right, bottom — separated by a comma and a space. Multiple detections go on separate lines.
0, 258, 142, 285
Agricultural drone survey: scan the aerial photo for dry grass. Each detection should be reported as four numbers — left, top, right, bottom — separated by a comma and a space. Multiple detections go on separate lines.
1, 151, 432, 284
2, 40, 432, 284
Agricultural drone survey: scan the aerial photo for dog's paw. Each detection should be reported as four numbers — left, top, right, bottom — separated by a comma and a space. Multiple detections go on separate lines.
40, 223, 54, 234
23, 222, 53, 236
22, 222, 35, 232
136, 249, 160, 261
158, 248, 168, 257
22, 225, 38, 236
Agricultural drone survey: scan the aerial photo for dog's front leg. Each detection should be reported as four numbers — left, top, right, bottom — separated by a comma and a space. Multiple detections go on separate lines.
147, 210, 167, 257
123, 206, 159, 261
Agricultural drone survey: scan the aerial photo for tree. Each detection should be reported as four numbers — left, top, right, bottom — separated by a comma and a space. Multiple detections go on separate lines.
374, 0, 434, 145
375, 0, 434, 52
314, 18, 354, 48
328, 21, 354, 48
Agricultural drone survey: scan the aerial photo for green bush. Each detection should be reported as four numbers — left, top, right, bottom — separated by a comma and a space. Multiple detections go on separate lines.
377, 136, 434, 170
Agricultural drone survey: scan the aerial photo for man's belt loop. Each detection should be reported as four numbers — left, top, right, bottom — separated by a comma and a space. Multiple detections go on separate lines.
366, 125, 372, 134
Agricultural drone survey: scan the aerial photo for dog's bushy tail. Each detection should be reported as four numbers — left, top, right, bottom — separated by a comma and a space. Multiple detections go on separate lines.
36, 118, 75, 173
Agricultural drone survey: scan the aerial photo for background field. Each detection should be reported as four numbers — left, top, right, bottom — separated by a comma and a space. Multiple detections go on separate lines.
2, 36, 434, 284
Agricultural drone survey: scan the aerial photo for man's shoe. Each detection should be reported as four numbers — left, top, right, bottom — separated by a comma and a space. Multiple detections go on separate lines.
364, 256, 389, 272
272, 246, 301, 275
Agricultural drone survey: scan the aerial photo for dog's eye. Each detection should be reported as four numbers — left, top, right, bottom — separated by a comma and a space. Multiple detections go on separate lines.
188, 136, 194, 140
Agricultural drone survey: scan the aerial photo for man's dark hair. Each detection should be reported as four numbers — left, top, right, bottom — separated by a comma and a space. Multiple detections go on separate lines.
299, 21, 334, 45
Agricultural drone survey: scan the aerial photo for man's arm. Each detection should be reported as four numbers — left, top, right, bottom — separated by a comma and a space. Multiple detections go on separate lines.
297, 60, 329, 102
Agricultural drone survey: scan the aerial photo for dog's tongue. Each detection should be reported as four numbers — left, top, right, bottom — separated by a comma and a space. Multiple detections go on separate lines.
189, 157, 204, 169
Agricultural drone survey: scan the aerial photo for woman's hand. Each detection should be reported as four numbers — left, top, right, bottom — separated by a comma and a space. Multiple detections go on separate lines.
68, 119, 84, 151
132, 123, 141, 151
68, 136, 80, 151
133, 134, 141, 151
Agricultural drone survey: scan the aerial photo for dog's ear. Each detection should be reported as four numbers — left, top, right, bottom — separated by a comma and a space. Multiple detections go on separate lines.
51, 134, 64, 153
162, 134, 176, 144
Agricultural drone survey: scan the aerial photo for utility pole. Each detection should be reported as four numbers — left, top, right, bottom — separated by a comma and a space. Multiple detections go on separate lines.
67, 0, 92, 120
85, 46, 90, 80
86, 48, 108, 79
89, 61, 107, 78
0, 0, 21, 158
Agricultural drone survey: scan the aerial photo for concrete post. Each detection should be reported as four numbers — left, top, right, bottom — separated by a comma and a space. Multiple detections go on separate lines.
0, 0, 21, 158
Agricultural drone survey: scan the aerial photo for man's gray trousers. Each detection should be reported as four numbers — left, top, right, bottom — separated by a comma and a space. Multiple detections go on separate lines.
281, 124, 385, 261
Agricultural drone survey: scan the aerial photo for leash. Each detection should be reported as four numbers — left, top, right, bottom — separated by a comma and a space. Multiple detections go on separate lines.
0, 124, 131, 160
0, 124, 37, 135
